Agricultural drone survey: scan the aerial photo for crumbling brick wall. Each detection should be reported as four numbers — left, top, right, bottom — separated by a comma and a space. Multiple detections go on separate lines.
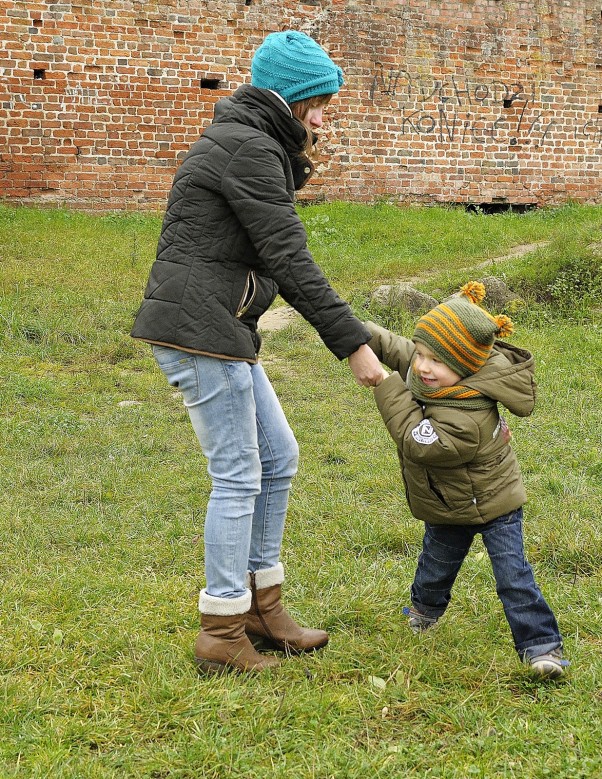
1, 0, 601, 210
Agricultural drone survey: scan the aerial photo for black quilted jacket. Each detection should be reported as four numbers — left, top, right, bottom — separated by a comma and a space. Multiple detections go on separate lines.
131, 85, 371, 362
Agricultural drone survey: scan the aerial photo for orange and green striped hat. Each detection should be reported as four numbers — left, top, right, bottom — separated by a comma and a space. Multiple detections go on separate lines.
413, 282, 514, 378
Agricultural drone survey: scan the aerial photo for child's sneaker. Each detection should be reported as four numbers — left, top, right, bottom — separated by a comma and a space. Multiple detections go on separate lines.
403, 606, 438, 634
528, 648, 569, 679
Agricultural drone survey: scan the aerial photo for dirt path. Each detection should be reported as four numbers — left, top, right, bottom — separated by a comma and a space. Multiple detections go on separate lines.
258, 305, 299, 332
258, 241, 549, 332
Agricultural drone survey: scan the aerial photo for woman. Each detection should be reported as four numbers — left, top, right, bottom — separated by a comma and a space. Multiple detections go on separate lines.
131, 30, 383, 674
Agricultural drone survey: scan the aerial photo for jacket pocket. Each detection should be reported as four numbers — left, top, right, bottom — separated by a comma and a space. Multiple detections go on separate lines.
427, 473, 450, 509
427, 466, 475, 509
235, 270, 257, 319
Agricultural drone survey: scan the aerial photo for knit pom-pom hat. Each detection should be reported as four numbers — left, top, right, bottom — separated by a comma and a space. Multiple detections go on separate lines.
413, 282, 515, 377
251, 30, 344, 104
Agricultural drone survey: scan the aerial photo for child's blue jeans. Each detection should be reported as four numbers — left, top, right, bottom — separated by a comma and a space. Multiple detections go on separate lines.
411, 507, 562, 660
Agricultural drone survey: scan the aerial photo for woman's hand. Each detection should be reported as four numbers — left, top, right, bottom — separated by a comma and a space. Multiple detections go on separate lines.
347, 344, 387, 387
374, 367, 390, 386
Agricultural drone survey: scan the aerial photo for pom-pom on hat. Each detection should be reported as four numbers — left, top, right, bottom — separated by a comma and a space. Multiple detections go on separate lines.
251, 30, 344, 104
413, 282, 515, 378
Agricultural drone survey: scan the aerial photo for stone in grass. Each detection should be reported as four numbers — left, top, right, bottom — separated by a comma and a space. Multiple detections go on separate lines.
443, 277, 521, 311
372, 277, 520, 315
478, 276, 521, 310
371, 283, 438, 313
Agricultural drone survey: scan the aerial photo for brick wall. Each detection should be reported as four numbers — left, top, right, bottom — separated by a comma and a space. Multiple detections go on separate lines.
1, 0, 601, 210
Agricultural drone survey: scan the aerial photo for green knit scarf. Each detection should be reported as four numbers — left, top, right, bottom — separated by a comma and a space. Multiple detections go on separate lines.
408, 367, 496, 410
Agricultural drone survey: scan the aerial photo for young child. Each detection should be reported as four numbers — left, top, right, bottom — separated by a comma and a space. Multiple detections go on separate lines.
367, 282, 568, 678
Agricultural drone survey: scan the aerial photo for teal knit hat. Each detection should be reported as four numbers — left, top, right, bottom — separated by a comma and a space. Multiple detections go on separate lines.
251, 30, 344, 104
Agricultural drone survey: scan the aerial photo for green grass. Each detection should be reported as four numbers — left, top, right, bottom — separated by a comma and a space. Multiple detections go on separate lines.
1, 202, 601, 778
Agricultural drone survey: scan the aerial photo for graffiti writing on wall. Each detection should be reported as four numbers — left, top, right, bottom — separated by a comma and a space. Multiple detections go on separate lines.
63, 86, 110, 105
370, 66, 602, 147
3, 86, 112, 112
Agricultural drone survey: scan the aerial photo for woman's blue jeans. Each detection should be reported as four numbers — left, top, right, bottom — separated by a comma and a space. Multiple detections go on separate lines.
411, 508, 562, 660
153, 346, 299, 599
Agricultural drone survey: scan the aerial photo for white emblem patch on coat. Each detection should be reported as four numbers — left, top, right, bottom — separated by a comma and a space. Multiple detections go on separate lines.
411, 419, 439, 445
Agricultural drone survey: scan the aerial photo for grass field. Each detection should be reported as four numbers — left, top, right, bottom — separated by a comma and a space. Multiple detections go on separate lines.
1, 202, 601, 778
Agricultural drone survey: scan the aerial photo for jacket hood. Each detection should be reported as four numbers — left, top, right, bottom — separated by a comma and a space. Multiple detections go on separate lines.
461, 341, 536, 417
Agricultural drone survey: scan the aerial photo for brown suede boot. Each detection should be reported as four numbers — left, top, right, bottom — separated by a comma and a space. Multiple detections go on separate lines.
195, 589, 279, 675
246, 563, 329, 654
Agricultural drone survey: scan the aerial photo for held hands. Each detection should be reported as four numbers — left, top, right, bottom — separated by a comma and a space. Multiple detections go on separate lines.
375, 367, 390, 385
348, 344, 389, 387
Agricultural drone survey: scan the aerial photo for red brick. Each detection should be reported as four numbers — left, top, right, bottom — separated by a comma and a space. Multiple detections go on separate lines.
1, 0, 600, 209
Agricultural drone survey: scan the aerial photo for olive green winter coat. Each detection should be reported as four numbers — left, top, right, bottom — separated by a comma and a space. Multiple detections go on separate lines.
366, 322, 536, 526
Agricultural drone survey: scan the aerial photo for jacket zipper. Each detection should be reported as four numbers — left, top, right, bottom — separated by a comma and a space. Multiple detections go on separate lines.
235, 270, 257, 318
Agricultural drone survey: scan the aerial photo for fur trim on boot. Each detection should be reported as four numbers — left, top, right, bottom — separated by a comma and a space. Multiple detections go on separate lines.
246, 564, 329, 655
195, 589, 279, 674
